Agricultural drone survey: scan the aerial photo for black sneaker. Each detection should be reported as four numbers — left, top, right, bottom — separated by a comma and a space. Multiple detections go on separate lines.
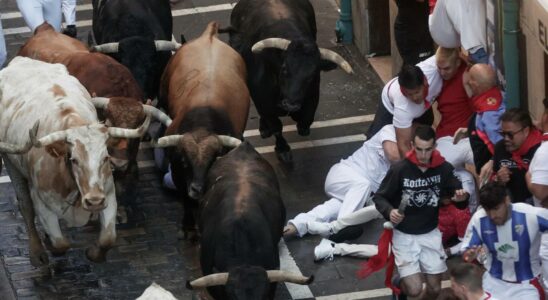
328, 225, 364, 243
62, 25, 77, 38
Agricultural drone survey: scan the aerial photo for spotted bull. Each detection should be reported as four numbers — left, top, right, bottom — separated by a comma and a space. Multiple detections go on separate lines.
186, 142, 313, 299
224, 0, 353, 162
156, 22, 250, 235
18, 23, 172, 223
0, 57, 150, 266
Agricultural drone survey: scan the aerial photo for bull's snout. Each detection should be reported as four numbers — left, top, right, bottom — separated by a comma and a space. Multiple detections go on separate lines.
83, 192, 106, 211
188, 182, 203, 199
280, 99, 301, 113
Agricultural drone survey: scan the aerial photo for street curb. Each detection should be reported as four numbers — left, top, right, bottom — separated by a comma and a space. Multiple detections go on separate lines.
0, 256, 16, 300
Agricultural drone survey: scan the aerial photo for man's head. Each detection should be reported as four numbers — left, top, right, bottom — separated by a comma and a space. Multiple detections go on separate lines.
436, 47, 462, 80
450, 263, 484, 300
479, 182, 511, 225
466, 64, 496, 96
499, 108, 533, 152
398, 65, 426, 104
412, 125, 436, 165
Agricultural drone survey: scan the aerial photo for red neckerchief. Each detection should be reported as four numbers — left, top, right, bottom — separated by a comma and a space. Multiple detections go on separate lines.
472, 87, 502, 112
429, 0, 437, 14
512, 128, 543, 170
400, 77, 431, 110
405, 149, 446, 168
543, 134, 548, 142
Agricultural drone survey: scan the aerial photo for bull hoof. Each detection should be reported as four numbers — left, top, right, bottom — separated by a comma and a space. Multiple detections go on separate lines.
85, 245, 108, 263
276, 150, 293, 163
260, 128, 273, 139
44, 235, 70, 257
30, 249, 49, 267
297, 126, 310, 136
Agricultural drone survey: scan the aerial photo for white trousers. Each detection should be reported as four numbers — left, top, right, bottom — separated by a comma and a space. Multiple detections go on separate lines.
437, 137, 478, 212
0, 15, 6, 68
429, 0, 487, 52
289, 163, 375, 237
333, 243, 378, 258
62, 0, 76, 25
17, 0, 62, 32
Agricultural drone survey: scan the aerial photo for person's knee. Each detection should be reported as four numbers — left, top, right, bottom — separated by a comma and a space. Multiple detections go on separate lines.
427, 282, 441, 296
402, 281, 423, 297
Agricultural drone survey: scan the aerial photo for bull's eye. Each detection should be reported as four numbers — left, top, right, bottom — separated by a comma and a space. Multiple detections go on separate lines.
70, 157, 79, 166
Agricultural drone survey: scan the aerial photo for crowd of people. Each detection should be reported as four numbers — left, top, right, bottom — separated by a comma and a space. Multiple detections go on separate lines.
283, 1, 548, 299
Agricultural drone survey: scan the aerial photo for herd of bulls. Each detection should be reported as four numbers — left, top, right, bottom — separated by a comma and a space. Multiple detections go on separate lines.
0, 0, 353, 299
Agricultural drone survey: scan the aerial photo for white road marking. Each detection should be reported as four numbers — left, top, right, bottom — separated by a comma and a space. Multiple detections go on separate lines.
279, 240, 314, 299
315, 280, 451, 300
3, 3, 236, 36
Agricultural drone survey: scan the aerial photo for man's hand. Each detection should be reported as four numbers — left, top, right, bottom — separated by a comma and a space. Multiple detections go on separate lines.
479, 160, 494, 187
453, 127, 468, 145
462, 246, 482, 263
452, 189, 469, 202
390, 209, 404, 224
496, 166, 512, 184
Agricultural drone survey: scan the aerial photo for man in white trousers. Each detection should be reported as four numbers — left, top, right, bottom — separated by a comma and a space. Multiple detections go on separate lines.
283, 124, 400, 239
16, 0, 62, 33
0, 13, 6, 68
61, 0, 77, 37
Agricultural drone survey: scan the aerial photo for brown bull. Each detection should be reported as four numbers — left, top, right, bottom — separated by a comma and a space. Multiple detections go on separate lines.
18, 22, 172, 224
156, 21, 250, 235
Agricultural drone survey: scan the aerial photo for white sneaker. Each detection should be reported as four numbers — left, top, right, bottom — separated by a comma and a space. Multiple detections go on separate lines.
307, 221, 334, 237
314, 238, 335, 261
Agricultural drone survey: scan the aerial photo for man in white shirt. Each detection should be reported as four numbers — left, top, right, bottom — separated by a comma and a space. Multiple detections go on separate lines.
365, 56, 442, 157
451, 263, 500, 300
283, 125, 399, 238
462, 182, 548, 299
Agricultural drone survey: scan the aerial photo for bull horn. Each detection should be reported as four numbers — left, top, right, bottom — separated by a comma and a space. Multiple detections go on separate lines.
266, 270, 314, 284
217, 135, 241, 148
154, 40, 181, 51
319, 48, 353, 74
142, 105, 172, 127
251, 38, 291, 53
36, 130, 68, 147
108, 114, 151, 138
91, 42, 119, 53
0, 121, 40, 153
186, 273, 229, 289
154, 134, 184, 148
90, 97, 110, 110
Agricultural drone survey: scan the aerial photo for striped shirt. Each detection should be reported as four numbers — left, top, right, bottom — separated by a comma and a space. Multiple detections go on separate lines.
462, 203, 548, 282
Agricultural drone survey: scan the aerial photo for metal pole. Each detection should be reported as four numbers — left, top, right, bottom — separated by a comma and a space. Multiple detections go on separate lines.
335, 0, 353, 44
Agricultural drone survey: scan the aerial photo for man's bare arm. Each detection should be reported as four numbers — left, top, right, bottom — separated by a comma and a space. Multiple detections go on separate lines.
395, 127, 413, 157
382, 140, 401, 164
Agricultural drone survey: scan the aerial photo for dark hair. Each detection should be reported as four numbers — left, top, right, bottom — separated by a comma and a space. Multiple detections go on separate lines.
500, 108, 533, 128
479, 182, 508, 210
413, 125, 436, 143
450, 263, 483, 293
398, 64, 425, 89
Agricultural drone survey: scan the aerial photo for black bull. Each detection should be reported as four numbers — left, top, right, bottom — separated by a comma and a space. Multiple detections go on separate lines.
186, 142, 313, 299
91, 0, 178, 100
225, 0, 353, 162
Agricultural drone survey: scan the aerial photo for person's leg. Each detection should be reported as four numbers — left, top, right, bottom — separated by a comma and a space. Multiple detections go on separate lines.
61, 0, 77, 37
286, 199, 342, 237
42, 0, 62, 32
314, 238, 378, 261
336, 178, 373, 218
0, 16, 6, 68
365, 101, 393, 140
17, 0, 47, 32
307, 205, 381, 236
423, 273, 443, 299
392, 230, 423, 298
399, 273, 425, 298
417, 228, 447, 299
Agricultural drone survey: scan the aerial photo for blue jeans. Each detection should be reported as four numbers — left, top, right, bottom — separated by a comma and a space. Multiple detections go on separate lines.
469, 47, 488, 64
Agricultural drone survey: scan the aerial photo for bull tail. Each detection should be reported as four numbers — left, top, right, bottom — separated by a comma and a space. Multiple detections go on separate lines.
203, 21, 220, 39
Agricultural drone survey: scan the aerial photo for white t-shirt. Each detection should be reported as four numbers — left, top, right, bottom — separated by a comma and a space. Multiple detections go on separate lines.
530, 138, 548, 186
381, 56, 442, 129
341, 124, 396, 190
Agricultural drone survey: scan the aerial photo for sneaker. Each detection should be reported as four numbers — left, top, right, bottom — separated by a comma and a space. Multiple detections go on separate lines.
314, 238, 335, 261
62, 25, 77, 38
307, 221, 334, 237
283, 224, 298, 238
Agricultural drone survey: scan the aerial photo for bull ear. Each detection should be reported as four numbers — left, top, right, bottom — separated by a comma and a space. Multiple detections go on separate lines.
318, 59, 338, 72
45, 141, 67, 158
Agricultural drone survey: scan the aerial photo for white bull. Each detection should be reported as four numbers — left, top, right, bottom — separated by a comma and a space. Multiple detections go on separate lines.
0, 57, 150, 266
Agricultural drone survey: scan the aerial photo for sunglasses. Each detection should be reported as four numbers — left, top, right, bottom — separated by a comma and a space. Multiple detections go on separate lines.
498, 127, 526, 139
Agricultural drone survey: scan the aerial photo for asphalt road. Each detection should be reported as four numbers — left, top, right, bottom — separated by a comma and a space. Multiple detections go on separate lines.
0, 1, 394, 299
